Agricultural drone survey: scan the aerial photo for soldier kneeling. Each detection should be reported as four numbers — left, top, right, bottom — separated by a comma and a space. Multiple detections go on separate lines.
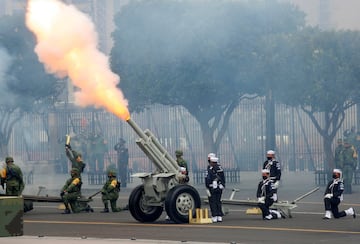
60, 168, 92, 214
257, 169, 285, 220
101, 169, 121, 213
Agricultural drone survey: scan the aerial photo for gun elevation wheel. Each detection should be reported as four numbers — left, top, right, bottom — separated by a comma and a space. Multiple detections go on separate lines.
128, 185, 163, 222
165, 184, 201, 224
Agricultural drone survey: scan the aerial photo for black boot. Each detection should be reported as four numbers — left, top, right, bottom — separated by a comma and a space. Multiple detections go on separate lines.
101, 208, 109, 213
62, 209, 71, 214
85, 205, 94, 213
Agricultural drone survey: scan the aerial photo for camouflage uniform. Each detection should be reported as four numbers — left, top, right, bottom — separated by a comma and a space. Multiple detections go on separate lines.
0, 157, 24, 196
340, 140, 358, 194
175, 150, 189, 183
114, 138, 129, 187
65, 146, 86, 175
175, 150, 188, 172
101, 170, 121, 212
89, 134, 108, 172
60, 168, 84, 213
344, 127, 357, 147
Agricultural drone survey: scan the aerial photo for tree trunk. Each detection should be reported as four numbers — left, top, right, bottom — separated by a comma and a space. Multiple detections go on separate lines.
323, 135, 334, 168
200, 123, 216, 154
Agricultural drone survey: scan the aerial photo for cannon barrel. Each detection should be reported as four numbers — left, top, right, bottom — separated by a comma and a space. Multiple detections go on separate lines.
126, 118, 148, 140
126, 118, 180, 173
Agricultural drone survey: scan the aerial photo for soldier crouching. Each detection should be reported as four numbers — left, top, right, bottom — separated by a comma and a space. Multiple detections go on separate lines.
101, 169, 122, 213
257, 169, 285, 220
60, 168, 92, 214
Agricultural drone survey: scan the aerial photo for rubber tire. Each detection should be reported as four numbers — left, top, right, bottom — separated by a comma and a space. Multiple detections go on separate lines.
128, 185, 163, 222
165, 184, 201, 224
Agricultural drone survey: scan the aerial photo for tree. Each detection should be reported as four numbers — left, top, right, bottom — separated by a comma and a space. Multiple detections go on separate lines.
277, 27, 360, 171
0, 13, 61, 157
111, 0, 305, 155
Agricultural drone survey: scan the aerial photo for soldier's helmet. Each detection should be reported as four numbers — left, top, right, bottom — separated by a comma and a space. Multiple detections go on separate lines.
71, 168, 80, 176
175, 150, 183, 157
5, 156, 14, 163
107, 169, 117, 177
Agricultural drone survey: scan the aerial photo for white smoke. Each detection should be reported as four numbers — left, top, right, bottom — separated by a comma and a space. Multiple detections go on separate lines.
0, 47, 14, 104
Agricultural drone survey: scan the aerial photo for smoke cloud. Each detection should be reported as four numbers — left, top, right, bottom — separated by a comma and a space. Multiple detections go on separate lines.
25, 0, 130, 120
0, 47, 14, 104
0, 47, 11, 84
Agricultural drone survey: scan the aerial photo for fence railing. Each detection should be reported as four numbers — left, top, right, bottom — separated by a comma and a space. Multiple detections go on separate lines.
8, 100, 360, 173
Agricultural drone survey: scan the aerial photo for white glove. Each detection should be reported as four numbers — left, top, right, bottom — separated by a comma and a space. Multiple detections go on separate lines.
206, 189, 211, 197
219, 184, 224, 190
258, 197, 265, 203
324, 193, 333, 199
212, 180, 218, 189
273, 181, 280, 189
271, 193, 278, 202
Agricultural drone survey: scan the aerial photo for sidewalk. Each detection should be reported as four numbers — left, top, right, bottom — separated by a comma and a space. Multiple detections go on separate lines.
0, 236, 227, 244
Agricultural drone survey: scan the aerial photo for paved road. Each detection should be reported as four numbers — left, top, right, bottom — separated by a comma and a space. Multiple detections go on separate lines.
2, 171, 360, 244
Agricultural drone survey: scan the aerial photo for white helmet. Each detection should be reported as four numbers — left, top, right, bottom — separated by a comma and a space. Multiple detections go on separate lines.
207, 153, 216, 158
333, 168, 342, 179
209, 157, 218, 163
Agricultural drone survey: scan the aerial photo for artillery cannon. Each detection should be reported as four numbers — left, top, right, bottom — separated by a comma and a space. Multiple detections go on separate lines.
126, 118, 201, 223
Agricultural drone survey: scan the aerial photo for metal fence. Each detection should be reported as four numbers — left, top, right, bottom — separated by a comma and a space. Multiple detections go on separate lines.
8, 98, 359, 176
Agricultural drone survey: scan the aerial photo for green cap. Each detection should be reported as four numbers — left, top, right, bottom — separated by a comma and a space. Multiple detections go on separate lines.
107, 169, 117, 177
5, 156, 14, 163
175, 150, 183, 156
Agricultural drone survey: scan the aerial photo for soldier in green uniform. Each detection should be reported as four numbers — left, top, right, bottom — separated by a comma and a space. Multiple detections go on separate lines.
114, 138, 129, 188
89, 133, 108, 173
334, 139, 344, 169
340, 139, 358, 194
65, 144, 86, 175
344, 126, 357, 147
100, 169, 121, 213
0, 157, 24, 196
60, 168, 89, 214
175, 150, 189, 183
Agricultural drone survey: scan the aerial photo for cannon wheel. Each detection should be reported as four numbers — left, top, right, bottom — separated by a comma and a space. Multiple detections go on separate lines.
128, 185, 163, 222
165, 184, 201, 224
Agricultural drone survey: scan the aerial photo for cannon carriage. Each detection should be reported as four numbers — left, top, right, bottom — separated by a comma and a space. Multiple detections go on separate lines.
126, 118, 201, 224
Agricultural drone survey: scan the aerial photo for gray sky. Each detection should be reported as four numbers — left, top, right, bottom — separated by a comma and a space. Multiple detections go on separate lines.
284, 0, 360, 30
